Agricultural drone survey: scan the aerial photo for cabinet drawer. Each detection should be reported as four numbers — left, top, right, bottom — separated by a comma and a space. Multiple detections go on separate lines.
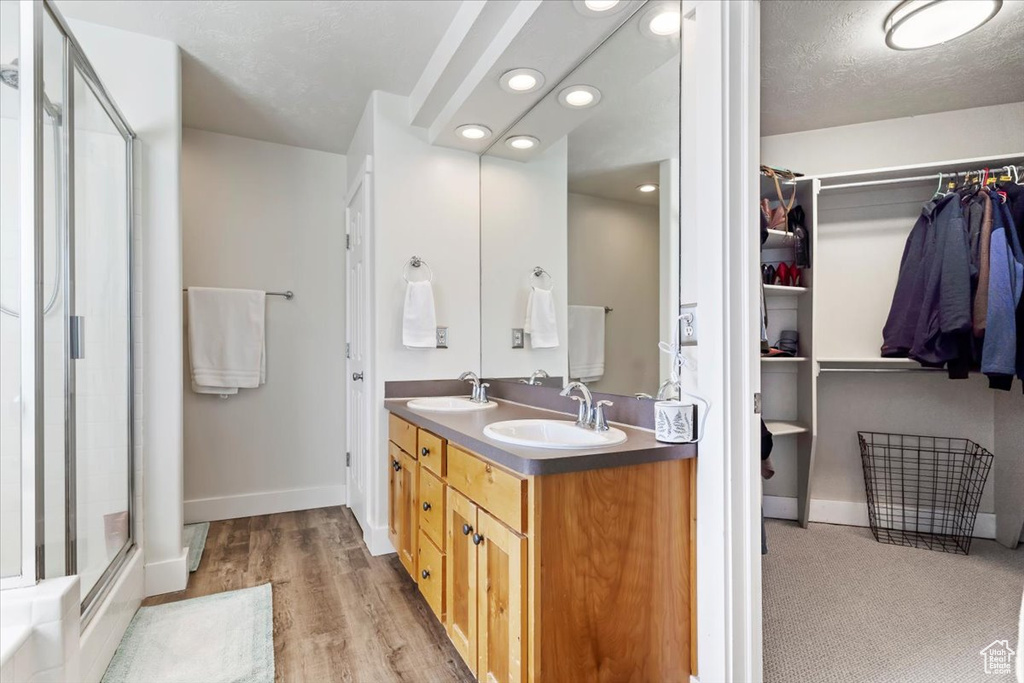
389, 413, 417, 457
447, 445, 526, 534
419, 468, 446, 550
417, 530, 445, 621
418, 429, 446, 477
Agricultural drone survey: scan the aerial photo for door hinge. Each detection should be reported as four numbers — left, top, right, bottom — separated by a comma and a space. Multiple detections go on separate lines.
753, 392, 762, 414
345, 234, 351, 250
346, 342, 350, 359
346, 452, 351, 467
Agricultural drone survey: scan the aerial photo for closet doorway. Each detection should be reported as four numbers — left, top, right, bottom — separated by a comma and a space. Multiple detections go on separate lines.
756, 2, 1024, 682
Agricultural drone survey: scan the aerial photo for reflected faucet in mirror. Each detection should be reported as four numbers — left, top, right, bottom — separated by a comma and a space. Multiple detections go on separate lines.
519, 369, 550, 385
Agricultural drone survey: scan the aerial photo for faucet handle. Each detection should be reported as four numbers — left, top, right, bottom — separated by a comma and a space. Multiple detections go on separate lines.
593, 400, 613, 431
477, 383, 490, 404
569, 395, 588, 426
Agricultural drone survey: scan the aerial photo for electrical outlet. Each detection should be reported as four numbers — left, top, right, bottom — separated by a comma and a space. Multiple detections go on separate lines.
436, 327, 448, 348
679, 303, 698, 346
512, 328, 524, 349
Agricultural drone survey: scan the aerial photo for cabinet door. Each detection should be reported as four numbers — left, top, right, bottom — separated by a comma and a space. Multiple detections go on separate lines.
387, 443, 402, 552
477, 510, 527, 683
446, 488, 478, 675
398, 450, 419, 578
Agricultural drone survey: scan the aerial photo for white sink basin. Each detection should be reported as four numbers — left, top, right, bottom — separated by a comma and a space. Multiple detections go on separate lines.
407, 396, 498, 412
483, 419, 627, 450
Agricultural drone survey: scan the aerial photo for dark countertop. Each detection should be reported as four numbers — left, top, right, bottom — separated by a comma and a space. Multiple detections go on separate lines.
385, 398, 696, 476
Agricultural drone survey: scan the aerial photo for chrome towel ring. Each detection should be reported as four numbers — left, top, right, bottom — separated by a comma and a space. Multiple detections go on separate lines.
403, 256, 433, 283
531, 266, 552, 290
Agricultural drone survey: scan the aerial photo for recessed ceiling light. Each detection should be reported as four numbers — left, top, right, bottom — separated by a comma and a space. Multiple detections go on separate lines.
884, 0, 1002, 50
456, 124, 492, 141
505, 135, 539, 151
573, 0, 625, 16
637, 183, 659, 193
499, 68, 545, 94
558, 85, 602, 109
643, 6, 684, 37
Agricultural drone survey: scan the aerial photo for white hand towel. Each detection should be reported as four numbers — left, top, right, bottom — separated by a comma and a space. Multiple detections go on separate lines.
403, 280, 437, 348
524, 286, 559, 349
187, 287, 266, 395
568, 305, 605, 382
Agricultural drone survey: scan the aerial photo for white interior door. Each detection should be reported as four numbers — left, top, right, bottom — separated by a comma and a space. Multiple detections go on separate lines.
346, 167, 371, 533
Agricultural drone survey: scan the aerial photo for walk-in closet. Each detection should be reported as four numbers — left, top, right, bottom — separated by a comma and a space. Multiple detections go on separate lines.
757, 2, 1024, 682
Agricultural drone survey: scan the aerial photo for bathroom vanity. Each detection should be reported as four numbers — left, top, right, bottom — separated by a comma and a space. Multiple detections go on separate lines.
384, 398, 697, 683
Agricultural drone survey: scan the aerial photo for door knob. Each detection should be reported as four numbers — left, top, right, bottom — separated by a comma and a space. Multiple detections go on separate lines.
352, 372, 364, 381
422, 502, 431, 511
472, 533, 484, 546
462, 524, 473, 536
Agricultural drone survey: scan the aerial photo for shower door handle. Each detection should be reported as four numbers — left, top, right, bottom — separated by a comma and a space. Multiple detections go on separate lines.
70, 316, 85, 360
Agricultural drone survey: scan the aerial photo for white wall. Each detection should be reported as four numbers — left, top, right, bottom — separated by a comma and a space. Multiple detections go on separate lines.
349, 91, 481, 555
760, 102, 1024, 523
70, 14, 184, 598
567, 192, 661, 396
180, 128, 347, 521
480, 139, 568, 381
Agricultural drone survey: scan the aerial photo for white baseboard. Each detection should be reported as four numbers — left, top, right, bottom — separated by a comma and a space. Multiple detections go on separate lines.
364, 522, 395, 557
144, 547, 188, 597
81, 550, 144, 683
184, 484, 347, 523
763, 495, 997, 539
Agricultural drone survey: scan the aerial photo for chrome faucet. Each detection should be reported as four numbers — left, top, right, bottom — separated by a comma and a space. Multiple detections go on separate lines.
519, 369, 550, 386
560, 382, 594, 428
656, 379, 680, 401
458, 371, 489, 403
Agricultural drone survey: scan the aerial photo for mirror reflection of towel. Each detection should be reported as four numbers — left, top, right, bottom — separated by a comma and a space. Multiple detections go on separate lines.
568, 305, 604, 382
525, 286, 559, 349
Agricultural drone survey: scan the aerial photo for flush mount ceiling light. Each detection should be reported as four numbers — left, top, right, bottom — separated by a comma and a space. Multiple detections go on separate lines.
499, 68, 545, 94
505, 135, 539, 151
456, 124, 492, 141
573, 0, 625, 16
558, 85, 602, 109
641, 5, 682, 37
637, 183, 659, 193
884, 0, 1002, 50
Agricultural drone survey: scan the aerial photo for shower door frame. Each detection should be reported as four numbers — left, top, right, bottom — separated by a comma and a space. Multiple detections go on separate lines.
5, 0, 137, 621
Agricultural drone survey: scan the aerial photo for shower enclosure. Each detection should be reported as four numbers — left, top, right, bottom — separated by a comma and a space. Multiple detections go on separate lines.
0, 0, 135, 620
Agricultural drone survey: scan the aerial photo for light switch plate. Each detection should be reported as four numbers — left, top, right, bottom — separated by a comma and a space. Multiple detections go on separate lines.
436, 327, 448, 349
679, 303, 698, 346
512, 328, 524, 349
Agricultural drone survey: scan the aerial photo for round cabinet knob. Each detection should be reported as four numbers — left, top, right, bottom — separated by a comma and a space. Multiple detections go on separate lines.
421, 447, 429, 457
462, 524, 473, 536
422, 502, 431, 511
472, 533, 484, 546
421, 569, 430, 580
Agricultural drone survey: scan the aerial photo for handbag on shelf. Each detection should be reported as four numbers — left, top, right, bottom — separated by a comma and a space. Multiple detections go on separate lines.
762, 168, 796, 233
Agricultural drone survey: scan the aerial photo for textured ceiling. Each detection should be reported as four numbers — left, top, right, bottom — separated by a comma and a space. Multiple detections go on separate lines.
55, 0, 461, 153
761, 0, 1024, 136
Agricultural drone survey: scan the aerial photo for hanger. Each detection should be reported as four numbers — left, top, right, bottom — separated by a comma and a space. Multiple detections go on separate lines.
933, 172, 944, 198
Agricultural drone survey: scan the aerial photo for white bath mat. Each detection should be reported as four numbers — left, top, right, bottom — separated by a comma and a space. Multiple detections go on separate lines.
101, 584, 274, 683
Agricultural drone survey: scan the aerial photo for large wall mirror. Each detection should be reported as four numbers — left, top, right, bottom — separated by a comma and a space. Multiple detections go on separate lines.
479, 1, 681, 397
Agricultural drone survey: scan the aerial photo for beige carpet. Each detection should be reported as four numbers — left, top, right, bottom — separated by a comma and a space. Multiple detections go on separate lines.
763, 520, 1024, 683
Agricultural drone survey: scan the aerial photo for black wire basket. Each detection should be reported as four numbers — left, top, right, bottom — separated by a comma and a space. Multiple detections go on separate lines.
857, 432, 994, 555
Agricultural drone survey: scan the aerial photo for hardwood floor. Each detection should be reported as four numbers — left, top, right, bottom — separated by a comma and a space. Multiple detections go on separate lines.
144, 507, 474, 682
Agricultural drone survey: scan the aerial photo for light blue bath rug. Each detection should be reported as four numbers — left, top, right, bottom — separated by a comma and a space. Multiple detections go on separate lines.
101, 584, 274, 683
183, 522, 209, 572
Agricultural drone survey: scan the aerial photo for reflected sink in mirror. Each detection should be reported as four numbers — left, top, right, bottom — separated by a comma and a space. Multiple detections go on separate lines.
407, 396, 498, 412
484, 419, 627, 450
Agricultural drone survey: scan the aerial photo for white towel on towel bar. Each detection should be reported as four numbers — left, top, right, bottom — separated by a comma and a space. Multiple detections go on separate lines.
187, 287, 266, 396
403, 280, 437, 348
525, 286, 559, 349
568, 305, 605, 382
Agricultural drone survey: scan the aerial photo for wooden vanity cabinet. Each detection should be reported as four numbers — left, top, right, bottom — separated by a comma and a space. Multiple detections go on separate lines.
387, 412, 695, 683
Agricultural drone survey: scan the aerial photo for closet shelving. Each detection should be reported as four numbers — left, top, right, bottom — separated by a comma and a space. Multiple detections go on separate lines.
767, 152, 1024, 532
760, 172, 817, 525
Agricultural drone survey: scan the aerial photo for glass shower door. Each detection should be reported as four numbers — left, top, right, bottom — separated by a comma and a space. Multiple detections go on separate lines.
69, 57, 131, 604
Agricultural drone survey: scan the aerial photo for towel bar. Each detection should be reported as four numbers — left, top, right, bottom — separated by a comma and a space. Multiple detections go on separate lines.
183, 288, 294, 300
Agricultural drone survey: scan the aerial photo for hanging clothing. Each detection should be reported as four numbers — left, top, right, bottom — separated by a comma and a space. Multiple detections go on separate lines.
982, 190, 1024, 390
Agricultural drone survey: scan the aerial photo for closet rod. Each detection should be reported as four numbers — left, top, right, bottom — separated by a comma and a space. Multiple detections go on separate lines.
821, 164, 1023, 192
